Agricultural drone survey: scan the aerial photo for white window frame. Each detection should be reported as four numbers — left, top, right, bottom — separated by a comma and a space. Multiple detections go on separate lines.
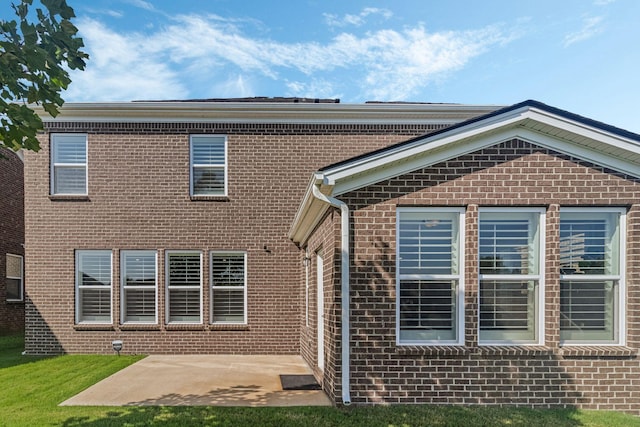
6, 254, 24, 302
559, 207, 626, 346
50, 133, 88, 196
189, 135, 228, 196
165, 251, 203, 324
396, 207, 466, 346
478, 207, 545, 346
210, 251, 247, 325
75, 250, 112, 324
120, 250, 158, 324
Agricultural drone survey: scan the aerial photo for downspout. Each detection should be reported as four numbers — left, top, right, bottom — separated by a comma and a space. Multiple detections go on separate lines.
311, 184, 351, 405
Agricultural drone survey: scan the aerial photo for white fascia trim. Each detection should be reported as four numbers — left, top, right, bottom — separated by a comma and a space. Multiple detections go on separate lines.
33, 102, 501, 124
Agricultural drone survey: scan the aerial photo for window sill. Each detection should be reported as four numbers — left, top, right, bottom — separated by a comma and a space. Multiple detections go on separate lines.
119, 324, 161, 331
209, 324, 249, 331
476, 346, 553, 356
190, 196, 230, 202
74, 324, 115, 331
396, 346, 469, 356
165, 324, 206, 331
6, 299, 24, 304
559, 346, 637, 358
49, 195, 90, 202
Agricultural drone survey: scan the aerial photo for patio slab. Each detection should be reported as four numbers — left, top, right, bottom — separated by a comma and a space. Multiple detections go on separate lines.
61, 355, 331, 407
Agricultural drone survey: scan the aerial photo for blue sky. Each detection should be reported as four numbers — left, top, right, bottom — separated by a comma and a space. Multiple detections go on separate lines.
5, 0, 640, 132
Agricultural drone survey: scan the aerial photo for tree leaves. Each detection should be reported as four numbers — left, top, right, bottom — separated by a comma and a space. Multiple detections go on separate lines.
0, 0, 88, 152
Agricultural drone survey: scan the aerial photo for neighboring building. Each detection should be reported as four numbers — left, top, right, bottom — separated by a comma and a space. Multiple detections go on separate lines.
0, 147, 25, 333
23, 99, 640, 413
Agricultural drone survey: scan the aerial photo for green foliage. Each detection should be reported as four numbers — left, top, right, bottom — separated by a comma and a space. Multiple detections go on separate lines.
0, 0, 88, 152
0, 334, 638, 426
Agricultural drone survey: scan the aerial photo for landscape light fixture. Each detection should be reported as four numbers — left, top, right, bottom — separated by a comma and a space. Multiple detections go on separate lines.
112, 340, 123, 356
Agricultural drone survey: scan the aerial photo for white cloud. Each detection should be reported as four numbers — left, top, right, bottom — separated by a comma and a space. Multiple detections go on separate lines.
324, 8, 393, 28
563, 16, 604, 47
594, 0, 615, 5
123, 0, 155, 12
65, 14, 513, 102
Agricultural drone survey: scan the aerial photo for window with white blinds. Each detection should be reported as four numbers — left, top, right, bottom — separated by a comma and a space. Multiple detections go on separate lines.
166, 252, 202, 323
479, 210, 543, 344
6, 254, 23, 301
559, 209, 624, 344
51, 134, 87, 195
121, 251, 157, 323
397, 208, 464, 344
76, 250, 112, 323
190, 135, 227, 196
211, 252, 247, 324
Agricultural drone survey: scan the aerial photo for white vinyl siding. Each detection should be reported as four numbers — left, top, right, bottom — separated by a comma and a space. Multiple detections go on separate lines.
478, 209, 544, 344
190, 135, 227, 196
76, 250, 112, 324
6, 254, 23, 301
397, 208, 465, 345
121, 251, 157, 324
166, 252, 202, 323
51, 134, 87, 195
560, 208, 625, 345
210, 252, 247, 324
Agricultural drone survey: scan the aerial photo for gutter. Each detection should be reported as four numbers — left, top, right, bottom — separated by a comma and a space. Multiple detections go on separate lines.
311, 184, 351, 406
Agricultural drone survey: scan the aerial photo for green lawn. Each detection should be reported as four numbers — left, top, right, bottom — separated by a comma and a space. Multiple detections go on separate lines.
1, 334, 639, 426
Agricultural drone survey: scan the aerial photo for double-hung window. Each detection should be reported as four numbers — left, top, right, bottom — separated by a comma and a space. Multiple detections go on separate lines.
397, 208, 465, 344
76, 250, 112, 323
190, 135, 227, 196
559, 208, 625, 344
478, 209, 544, 344
166, 252, 202, 323
121, 251, 157, 324
210, 252, 247, 324
6, 254, 23, 302
51, 134, 87, 195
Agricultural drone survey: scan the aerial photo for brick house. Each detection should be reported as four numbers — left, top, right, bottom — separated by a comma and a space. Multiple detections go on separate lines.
0, 147, 25, 333
24, 99, 640, 412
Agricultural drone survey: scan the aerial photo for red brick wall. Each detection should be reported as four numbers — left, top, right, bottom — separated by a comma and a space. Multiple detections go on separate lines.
23, 122, 444, 354
322, 139, 640, 412
0, 148, 25, 333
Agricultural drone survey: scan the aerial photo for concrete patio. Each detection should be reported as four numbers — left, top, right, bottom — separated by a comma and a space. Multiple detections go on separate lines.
61, 355, 331, 407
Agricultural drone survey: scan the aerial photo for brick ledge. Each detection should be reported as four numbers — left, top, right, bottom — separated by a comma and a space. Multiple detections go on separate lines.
49, 195, 91, 201
190, 196, 230, 202
396, 346, 469, 356
74, 324, 115, 331
559, 346, 637, 358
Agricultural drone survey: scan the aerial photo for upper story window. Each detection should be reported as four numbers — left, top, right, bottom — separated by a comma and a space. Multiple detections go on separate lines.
76, 250, 112, 324
397, 208, 465, 345
121, 250, 157, 324
190, 135, 227, 196
478, 208, 544, 345
559, 208, 625, 345
6, 254, 23, 302
51, 134, 87, 195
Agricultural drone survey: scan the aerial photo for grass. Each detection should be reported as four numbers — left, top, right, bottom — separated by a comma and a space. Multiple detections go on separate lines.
1, 334, 639, 426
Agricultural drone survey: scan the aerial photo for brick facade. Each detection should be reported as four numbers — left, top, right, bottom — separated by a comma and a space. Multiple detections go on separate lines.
310, 139, 640, 412
0, 148, 25, 333
23, 121, 443, 355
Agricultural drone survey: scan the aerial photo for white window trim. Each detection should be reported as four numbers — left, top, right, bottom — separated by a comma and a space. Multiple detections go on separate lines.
396, 207, 466, 346
189, 135, 228, 197
165, 250, 203, 325
559, 207, 626, 346
210, 251, 248, 325
120, 250, 158, 325
305, 248, 310, 328
477, 207, 546, 346
75, 250, 113, 325
50, 133, 88, 196
6, 254, 24, 302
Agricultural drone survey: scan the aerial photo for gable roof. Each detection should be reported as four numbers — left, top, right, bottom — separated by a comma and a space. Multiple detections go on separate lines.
289, 99, 640, 244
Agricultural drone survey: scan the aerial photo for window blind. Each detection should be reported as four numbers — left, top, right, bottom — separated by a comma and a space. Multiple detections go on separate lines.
167, 254, 201, 322
211, 253, 246, 323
